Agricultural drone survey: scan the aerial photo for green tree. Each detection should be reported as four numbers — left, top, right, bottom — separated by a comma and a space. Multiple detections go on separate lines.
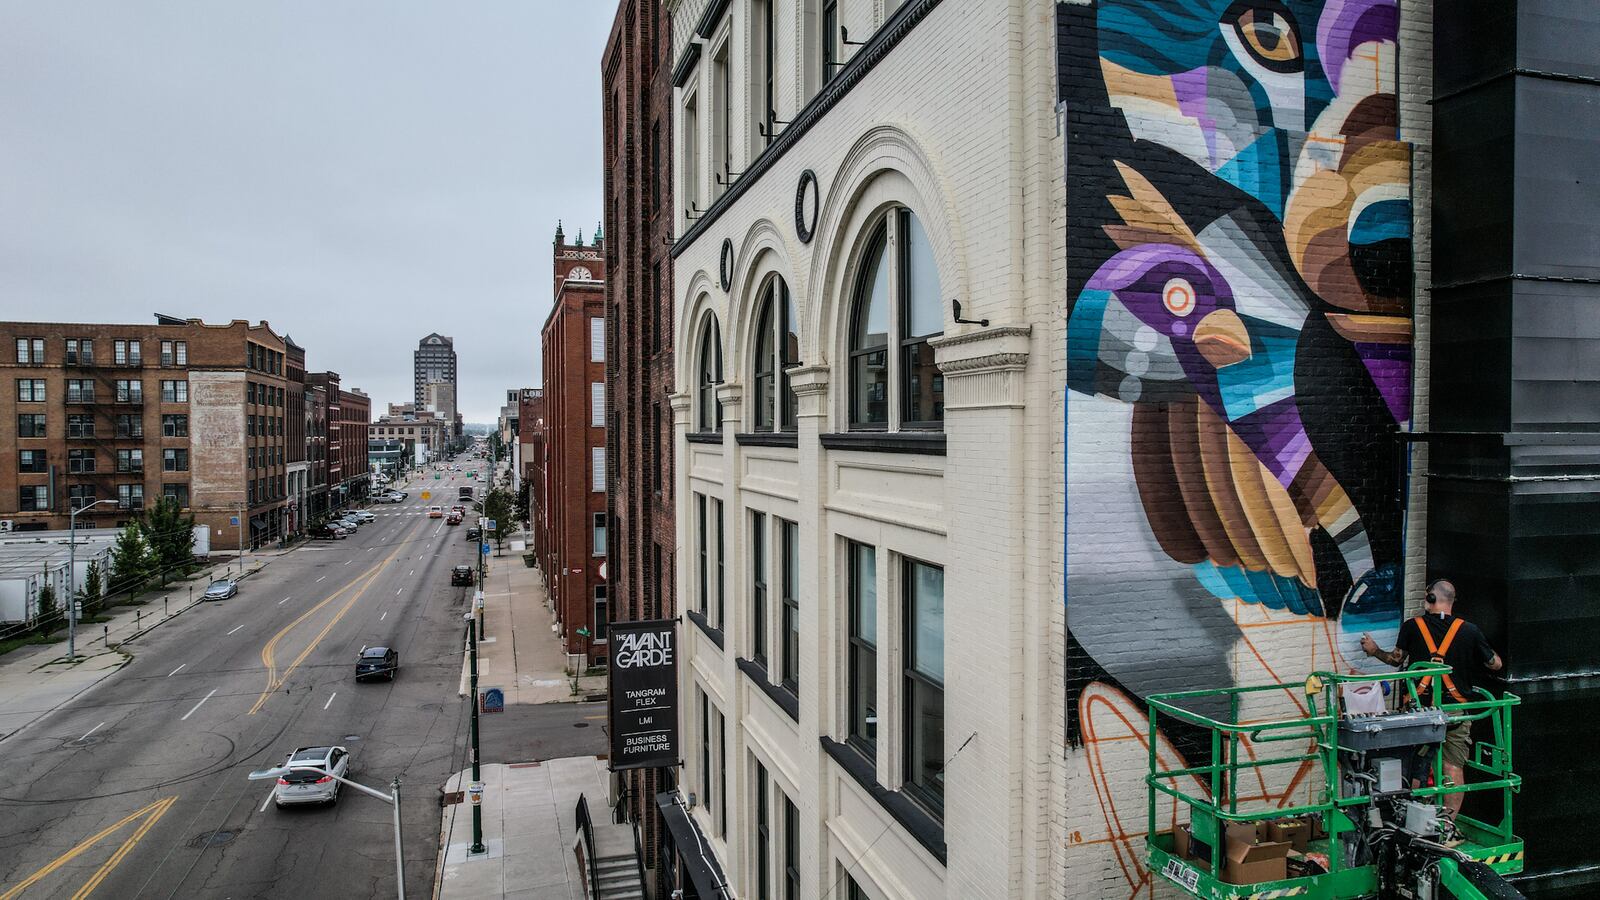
109, 523, 154, 599
142, 496, 196, 585
483, 487, 513, 552
35, 578, 58, 637
79, 560, 104, 616
514, 480, 530, 528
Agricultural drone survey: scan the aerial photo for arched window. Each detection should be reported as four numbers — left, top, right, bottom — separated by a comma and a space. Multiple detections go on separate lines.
697, 314, 724, 432
848, 208, 943, 430
751, 275, 799, 431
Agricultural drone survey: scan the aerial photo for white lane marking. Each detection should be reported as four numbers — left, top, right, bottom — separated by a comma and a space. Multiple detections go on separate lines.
181, 688, 218, 721
344, 559, 352, 566
316, 575, 326, 583
79, 721, 106, 741
380, 611, 387, 621
408, 570, 414, 577
167, 664, 186, 677
323, 692, 337, 710
278, 596, 290, 605
260, 789, 277, 812
395, 588, 402, 595
227, 624, 245, 636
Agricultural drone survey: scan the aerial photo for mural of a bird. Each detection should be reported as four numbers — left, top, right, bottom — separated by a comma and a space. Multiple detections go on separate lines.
1068, 162, 1406, 671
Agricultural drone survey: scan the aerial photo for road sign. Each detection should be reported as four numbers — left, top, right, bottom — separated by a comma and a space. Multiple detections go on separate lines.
485, 519, 497, 532
435, 473, 441, 480
230, 516, 240, 526
468, 782, 484, 805
421, 491, 431, 501
480, 687, 504, 714
481, 542, 491, 556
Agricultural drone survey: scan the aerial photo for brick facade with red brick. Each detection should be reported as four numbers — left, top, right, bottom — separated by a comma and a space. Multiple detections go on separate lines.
535, 228, 608, 667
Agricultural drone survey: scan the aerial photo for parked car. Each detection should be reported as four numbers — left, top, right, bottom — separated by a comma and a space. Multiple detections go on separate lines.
351, 510, 375, 523
465, 526, 481, 541
337, 517, 361, 531
355, 646, 399, 682
308, 524, 345, 540
428, 506, 443, 518
451, 565, 475, 586
272, 746, 351, 807
387, 490, 409, 501
203, 579, 238, 600
373, 493, 398, 504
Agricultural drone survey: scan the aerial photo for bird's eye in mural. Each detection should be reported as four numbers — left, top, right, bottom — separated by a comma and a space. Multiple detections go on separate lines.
1228, 3, 1303, 72
1162, 278, 1196, 317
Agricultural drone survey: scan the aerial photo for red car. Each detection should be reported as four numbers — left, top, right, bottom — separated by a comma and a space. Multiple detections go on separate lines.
446, 512, 463, 525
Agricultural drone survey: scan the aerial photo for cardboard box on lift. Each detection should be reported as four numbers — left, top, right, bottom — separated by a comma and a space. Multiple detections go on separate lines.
1222, 822, 1292, 885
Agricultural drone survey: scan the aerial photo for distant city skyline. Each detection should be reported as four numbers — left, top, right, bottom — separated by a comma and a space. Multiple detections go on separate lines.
0, 2, 610, 422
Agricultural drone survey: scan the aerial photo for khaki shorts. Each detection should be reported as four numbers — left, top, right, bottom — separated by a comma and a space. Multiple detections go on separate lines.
1442, 720, 1472, 768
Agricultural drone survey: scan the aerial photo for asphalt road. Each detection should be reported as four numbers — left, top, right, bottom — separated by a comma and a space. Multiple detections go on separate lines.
0, 467, 494, 900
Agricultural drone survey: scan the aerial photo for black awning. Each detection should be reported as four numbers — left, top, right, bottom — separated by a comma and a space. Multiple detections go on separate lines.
249, 516, 268, 529
655, 792, 730, 899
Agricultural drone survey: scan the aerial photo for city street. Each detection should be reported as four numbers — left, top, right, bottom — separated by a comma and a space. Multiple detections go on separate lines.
0, 470, 486, 900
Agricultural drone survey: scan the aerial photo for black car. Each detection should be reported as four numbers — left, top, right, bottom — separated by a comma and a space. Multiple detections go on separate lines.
465, 527, 481, 541
451, 565, 475, 586
355, 646, 398, 682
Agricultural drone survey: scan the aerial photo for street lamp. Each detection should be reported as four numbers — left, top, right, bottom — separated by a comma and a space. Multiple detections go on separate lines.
67, 498, 119, 661
248, 765, 406, 900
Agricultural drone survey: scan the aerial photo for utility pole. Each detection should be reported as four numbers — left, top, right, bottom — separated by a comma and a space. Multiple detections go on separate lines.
468, 619, 485, 855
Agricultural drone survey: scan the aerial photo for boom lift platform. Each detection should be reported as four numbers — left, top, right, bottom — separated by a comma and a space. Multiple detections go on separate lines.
1145, 664, 1524, 900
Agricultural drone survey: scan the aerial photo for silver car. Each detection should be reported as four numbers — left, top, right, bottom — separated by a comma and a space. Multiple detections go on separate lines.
202, 579, 238, 600
272, 745, 351, 807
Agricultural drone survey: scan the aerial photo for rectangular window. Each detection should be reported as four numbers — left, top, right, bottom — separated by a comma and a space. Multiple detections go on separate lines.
593, 512, 607, 556
756, 759, 771, 900
697, 494, 709, 616
683, 93, 700, 213
161, 341, 174, 366
118, 483, 144, 510
115, 379, 142, 403
161, 380, 188, 402
781, 519, 799, 691
176, 341, 187, 365
162, 414, 188, 437
751, 510, 768, 667
755, 0, 775, 149
19, 450, 48, 473
20, 485, 49, 511
591, 382, 605, 427
17, 414, 46, 438
714, 497, 725, 629
847, 541, 877, 751
68, 379, 94, 403
594, 585, 608, 642
718, 708, 728, 836
114, 339, 140, 366
650, 119, 662, 214
821, 0, 839, 85
590, 317, 605, 362
68, 449, 95, 473
163, 483, 189, 507
592, 447, 606, 491
699, 689, 715, 826
65, 338, 93, 365
117, 449, 144, 473
783, 795, 800, 900
903, 558, 945, 815
115, 414, 141, 438
16, 337, 44, 364
17, 379, 46, 402
163, 448, 189, 472
68, 414, 95, 438
247, 382, 256, 405
68, 484, 96, 510
712, 42, 732, 197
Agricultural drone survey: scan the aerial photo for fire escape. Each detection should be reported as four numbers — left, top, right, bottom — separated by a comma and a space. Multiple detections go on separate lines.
62, 347, 149, 519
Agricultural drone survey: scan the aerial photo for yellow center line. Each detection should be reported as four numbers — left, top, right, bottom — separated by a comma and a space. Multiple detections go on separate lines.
0, 796, 177, 900
249, 517, 429, 715
69, 796, 178, 900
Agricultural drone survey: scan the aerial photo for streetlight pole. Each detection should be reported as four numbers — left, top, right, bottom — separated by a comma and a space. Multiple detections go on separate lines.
248, 765, 405, 900
467, 618, 485, 854
67, 498, 118, 662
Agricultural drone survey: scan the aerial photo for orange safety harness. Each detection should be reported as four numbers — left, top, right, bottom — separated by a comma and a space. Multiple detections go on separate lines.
1413, 616, 1470, 704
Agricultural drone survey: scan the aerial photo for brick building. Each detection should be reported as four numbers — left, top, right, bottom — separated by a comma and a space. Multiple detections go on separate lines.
304, 380, 330, 519
517, 388, 544, 524
284, 338, 308, 535
0, 317, 291, 549
601, 0, 677, 886
306, 371, 371, 515
535, 225, 608, 668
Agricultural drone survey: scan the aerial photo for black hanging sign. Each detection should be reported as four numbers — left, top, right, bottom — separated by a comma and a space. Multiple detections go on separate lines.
608, 619, 679, 770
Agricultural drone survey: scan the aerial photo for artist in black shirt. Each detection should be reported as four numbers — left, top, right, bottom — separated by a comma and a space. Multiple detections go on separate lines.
1360, 579, 1503, 814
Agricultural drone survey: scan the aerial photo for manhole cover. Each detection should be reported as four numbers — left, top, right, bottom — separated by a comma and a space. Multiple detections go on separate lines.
189, 830, 235, 849
343, 734, 362, 742
573, 722, 589, 729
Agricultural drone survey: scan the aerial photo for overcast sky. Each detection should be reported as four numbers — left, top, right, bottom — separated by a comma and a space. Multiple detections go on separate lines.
0, 2, 612, 423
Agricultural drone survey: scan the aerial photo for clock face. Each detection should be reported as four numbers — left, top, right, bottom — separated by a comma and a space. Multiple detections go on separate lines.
568, 266, 594, 281
427, 337, 441, 345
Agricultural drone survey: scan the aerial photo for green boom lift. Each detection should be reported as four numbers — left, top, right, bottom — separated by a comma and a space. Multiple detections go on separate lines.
1145, 663, 1524, 900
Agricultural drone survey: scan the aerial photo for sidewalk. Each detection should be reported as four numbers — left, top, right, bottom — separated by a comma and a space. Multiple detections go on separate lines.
0, 556, 266, 742
476, 533, 606, 705
435, 757, 619, 900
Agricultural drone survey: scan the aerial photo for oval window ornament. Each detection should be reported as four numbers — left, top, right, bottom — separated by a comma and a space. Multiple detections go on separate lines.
795, 169, 819, 244
719, 238, 735, 292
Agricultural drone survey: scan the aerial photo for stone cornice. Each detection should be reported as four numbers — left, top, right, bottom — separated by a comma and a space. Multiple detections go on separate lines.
786, 364, 831, 396
714, 383, 744, 406
929, 325, 1032, 411
668, 391, 692, 412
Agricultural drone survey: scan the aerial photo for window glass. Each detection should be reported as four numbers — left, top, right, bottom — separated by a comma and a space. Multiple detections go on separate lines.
782, 282, 800, 429
847, 541, 877, 749
753, 293, 776, 430
903, 212, 942, 338
780, 520, 799, 690
850, 227, 891, 426
698, 315, 723, 432
751, 510, 767, 665
904, 558, 945, 813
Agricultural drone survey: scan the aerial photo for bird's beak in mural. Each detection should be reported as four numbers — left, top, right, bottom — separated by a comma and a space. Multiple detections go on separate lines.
1192, 309, 1251, 368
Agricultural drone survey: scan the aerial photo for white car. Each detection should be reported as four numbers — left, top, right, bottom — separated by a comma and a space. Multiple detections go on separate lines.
351, 510, 376, 523
272, 746, 351, 807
